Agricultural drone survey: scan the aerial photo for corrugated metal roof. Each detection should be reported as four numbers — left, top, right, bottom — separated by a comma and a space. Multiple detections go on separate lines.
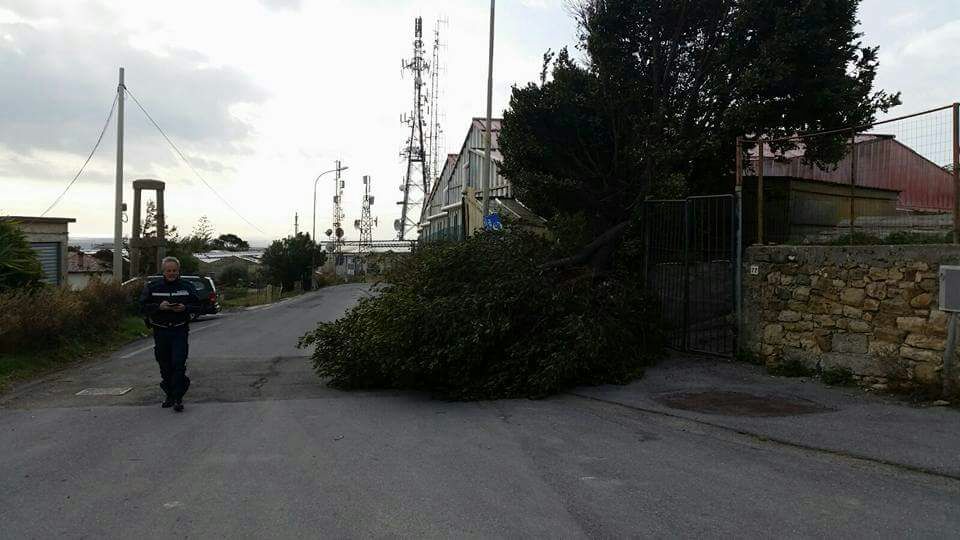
746, 134, 954, 211
67, 251, 110, 273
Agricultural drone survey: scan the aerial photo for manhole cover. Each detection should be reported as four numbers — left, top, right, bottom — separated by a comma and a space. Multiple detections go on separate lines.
656, 391, 832, 417
75, 387, 133, 396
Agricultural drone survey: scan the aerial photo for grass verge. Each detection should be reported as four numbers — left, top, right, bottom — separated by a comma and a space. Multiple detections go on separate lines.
0, 315, 149, 393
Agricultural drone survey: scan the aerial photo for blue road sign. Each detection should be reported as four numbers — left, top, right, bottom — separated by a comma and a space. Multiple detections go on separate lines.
483, 213, 503, 231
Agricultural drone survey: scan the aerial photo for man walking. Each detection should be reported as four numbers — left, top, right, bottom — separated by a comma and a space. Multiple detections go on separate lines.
139, 256, 202, 412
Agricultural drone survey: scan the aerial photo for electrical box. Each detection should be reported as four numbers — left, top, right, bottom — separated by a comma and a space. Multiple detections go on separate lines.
939, 265, 960, 312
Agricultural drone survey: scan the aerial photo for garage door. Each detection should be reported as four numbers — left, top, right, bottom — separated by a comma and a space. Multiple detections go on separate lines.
30, 242, 60, 285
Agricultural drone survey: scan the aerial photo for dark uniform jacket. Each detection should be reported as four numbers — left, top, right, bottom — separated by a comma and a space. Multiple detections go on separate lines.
139, 278, 202, 328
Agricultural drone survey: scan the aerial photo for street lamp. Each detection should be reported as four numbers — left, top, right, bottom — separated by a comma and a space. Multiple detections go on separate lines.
312, 164, 348, 242
481, 0, 495, 219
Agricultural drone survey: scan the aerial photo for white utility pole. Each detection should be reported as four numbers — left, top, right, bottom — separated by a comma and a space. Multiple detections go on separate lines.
481, 0, 495, 218
113, 67, 125, 282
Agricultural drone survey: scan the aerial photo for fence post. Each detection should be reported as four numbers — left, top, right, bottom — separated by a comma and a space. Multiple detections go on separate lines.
953, 102, 959, 244
757, 140, 764, 245
850, 129, 858, 245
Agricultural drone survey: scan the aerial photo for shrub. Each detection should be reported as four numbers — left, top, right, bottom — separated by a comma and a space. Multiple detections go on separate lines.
0, 220, 44, 290
821, 366, 855, 386
767, 359, 816, 378
314, 273, 344, 289
0, 279, 131, 354
218, 264, 250, 287
299, 230, 665, 400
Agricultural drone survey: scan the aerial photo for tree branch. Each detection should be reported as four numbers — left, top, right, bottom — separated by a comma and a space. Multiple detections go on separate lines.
539, 220, 631, 272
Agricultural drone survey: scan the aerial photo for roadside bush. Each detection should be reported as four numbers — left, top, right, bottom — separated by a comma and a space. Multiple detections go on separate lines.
314, 273, 344, 289
0, 279, 130, 354
767, 359, 816, 378
821, 366, 855, 386
299, 230, 665, 400
0, 220, 44, 291
217, 264, 250, 287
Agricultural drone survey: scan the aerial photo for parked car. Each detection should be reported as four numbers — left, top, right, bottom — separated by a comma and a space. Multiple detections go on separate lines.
144, 274, 221, 320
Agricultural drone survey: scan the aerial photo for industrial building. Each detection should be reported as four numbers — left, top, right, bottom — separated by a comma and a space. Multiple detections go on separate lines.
742, 134, 955, 243
418, 118, 545, 241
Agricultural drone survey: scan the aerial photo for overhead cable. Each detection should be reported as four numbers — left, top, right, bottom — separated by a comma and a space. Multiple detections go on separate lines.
40, 93, 119, 216
123, 87, 266, 235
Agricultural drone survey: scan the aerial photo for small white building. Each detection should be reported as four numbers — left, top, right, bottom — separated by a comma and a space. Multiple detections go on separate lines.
67, 250, 113, 289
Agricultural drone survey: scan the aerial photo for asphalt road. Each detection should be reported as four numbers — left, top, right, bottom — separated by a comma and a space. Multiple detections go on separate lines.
1, 284, 958, 538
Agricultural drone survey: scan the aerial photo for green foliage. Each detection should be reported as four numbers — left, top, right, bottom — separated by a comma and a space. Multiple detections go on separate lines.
165, 243, 201, 275
217, 264, 250, 287
211, 233, 250, 251
821, 366, 855, 386
262, 233, 325, 291
1, 315, 148, 391
299, 230, 665, 400
736, 349, 762, 365
767, 359, 816, 378
0, 220, 43, 291
190, 215, 215, 252
0, 279, 137, 355
499, 0, 900, 233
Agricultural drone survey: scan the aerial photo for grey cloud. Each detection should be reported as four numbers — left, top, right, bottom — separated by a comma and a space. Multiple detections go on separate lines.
0, 13, 267, 179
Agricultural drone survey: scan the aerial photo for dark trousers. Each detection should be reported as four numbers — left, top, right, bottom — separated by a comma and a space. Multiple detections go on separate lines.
153, 326, 191, 400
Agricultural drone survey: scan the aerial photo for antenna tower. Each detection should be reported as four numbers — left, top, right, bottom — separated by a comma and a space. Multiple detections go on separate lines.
332, 160, 346, 255
427, 18, 448, 188
397, 17, 430, 240
356, 175, 377, 255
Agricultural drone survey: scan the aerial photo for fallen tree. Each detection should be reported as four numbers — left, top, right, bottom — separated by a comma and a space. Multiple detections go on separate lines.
299, 230, 664, 400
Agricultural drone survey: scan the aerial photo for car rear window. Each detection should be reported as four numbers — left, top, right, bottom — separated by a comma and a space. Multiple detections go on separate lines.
185, 278, 211, 294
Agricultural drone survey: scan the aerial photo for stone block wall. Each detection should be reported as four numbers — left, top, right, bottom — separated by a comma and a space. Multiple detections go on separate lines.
744, 245, 960, 395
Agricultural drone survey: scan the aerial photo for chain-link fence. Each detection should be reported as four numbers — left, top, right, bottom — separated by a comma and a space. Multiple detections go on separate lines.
738, 104, 959, 245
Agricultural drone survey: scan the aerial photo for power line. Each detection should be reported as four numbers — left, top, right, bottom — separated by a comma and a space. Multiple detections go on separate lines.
123, 87, 266, 235
40, 94, 119, 217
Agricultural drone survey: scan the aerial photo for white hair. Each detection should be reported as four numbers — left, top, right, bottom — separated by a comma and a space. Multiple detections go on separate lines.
161, 256, 181, 269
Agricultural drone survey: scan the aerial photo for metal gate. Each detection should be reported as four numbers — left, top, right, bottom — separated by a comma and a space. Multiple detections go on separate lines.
644, 195, 738, 356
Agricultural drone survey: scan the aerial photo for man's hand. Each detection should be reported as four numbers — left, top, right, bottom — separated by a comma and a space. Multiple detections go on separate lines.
171, 303, 186, 313
159, 300, 172, 311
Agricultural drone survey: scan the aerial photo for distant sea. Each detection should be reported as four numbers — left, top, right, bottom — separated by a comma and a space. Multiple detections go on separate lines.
70, 237, 114, 251
69, 236, 269, 250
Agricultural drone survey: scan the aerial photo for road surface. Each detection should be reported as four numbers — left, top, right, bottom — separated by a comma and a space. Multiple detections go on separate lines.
1, 284, 957, 538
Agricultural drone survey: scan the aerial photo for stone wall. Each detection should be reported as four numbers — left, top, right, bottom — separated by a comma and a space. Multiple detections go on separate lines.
744, 245, 960, 396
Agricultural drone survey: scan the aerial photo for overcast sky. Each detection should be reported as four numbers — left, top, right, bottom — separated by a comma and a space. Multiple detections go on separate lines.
0, 0, 957, 244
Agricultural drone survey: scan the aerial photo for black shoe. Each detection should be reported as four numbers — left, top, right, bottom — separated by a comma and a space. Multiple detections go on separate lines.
161, 398, 174, 408
173, 400, 184, 412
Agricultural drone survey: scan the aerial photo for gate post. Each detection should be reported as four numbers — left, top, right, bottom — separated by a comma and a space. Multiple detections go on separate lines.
735, 138, 744, 354
682, 199, 692, 352
733, 193, 742, 356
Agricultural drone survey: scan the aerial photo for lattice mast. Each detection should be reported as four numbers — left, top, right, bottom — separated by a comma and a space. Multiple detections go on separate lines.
427, 18, 447, 188
397, 17, 430, 240
332, 160, 346, 254
356, 175, 376, 255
